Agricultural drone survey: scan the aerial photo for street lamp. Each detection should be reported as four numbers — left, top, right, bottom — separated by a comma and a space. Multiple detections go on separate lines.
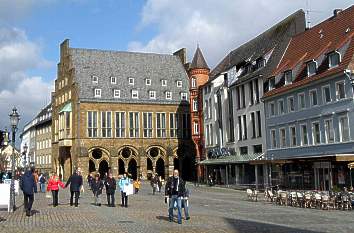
9, 107, 20, 212
23, 143, 28, 168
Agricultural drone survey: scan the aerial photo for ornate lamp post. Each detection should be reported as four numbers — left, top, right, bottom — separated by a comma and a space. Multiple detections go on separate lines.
9, 107, 20, 212
23, 143, 28, 168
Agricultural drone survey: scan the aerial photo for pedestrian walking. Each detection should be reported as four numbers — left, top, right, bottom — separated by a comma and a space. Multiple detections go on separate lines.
151, 174, 158, 195
19, 167, 37, 217
91, 174, 104, 206
87, 173, 93, 190
47, 173, 65, 207
39, 173, 47, 193
104, 173, 116, 207
158, 176, 163, 193
33, 170, 39, 193
133, 179, 141, 194
118, 173, 130, 207
182, 188, 190, 220
65, 169, 83, 207
165, 169, 185, 224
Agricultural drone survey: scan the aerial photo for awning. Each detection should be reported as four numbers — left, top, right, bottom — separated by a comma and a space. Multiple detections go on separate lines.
59, 102, 72, 113
199, 153, 263, 165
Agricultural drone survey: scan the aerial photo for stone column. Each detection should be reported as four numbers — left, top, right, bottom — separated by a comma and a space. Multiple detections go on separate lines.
138, 147, 147, 179
255, 164, 259, 190
110, 157, 119, 177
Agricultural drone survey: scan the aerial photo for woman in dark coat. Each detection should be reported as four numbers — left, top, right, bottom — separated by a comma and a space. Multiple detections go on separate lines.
91, 174, 104, 206
104, 173, 116, 207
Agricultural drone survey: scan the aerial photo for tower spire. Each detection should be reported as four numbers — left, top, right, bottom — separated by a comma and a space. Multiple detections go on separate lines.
190, 46, 209, 70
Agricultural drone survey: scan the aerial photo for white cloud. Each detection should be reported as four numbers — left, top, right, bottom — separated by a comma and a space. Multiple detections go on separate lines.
129, 0, 354, 68
0, 27, 53, 131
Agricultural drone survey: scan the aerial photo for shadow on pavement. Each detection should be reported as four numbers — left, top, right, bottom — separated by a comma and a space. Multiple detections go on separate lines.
0, 217, 6, 222
156, 215, 170, 222
224, 217, 323, 233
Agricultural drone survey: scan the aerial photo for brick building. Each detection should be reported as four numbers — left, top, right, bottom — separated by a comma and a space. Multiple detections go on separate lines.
52, 40, 194, 180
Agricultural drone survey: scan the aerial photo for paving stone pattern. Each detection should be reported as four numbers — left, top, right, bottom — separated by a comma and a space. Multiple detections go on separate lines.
0, 183, 354, 233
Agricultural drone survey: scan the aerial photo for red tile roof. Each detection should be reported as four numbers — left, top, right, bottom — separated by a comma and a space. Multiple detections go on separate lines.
264, 5, 354, 98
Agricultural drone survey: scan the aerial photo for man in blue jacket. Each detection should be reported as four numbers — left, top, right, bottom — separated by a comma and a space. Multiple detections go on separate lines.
65, 169, 83, 207
20, 167, 36, 217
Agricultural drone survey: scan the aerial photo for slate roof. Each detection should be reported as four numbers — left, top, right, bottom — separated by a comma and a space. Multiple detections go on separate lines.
190, 46, 209, 70
69, 47, 190, 105
264, 5, 354, 98
208, 10, 306, 86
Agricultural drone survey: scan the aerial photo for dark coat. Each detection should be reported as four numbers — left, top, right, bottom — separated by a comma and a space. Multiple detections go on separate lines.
165, 176, 185, 197
104, 177, 116, 194
91, 180, 104, 195
20, 171, 36, 195
65, 173, 83, 192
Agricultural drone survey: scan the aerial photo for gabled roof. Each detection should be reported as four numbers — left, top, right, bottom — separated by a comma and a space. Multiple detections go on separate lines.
264, 5, 354, 98
209, 10, 306, 84
190, 46, 209, 70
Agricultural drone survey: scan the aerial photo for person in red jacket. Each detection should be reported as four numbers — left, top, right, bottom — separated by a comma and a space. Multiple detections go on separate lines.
47, 172, 65, 207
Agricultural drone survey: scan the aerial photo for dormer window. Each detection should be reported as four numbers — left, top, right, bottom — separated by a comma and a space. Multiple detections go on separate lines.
284, 70, 292, 85
256, 58, 265, 69
146, 79, 151, 85
165, 91, 172, 100
181, 92, 187, 101
129, 78, 134, 85
161, 79, 167, 86
113, 89, 120, 98
111, 76, 117, 84
92, 75, 98, 84
94, 88, 101, 98
307, 60, 317, 77
329, 51, 340, 68
191, 77, 197, 88
176, 80, 182, 87
132, 90, 138, 99
269, 77, 275, 90
149, 90, 156, 99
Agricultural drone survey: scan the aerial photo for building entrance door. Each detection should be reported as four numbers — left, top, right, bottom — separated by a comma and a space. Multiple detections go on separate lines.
314, 161, 332, 191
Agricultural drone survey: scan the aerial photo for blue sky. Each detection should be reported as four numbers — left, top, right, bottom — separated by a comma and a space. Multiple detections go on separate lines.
0, 0, 353, 141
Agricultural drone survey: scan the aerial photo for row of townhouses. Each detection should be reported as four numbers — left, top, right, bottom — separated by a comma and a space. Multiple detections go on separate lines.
200, 6, 354, 191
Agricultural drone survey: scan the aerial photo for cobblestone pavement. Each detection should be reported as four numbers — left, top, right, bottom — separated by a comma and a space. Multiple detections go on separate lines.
1, 183, 354, 233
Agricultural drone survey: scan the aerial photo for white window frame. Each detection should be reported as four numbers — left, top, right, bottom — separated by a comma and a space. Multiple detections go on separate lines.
156, 112, 166, 138
312, 121, 321, 145
113, 89, 121, 98
322, 85, 332, 104
278, 99, 285, 115
192, 98, 198, 112
94, 89, 101, 98
92, 75, 98, 84
181, 92, 187, 101
87, 111, 98, 138
309, 89, 318, 106
129, 112, 139, 138
269, 101, 275, 116
132, 90, 139, 99
101, 111, 112, 138
176, 80, 182, 87
111, 76, 117, 84
339, 115, 350, 142
143, 112, 153, 138
307, 61, 317, 77
149, 91, 156, 99
289, 125, 297, 147
161, 79, 167, 86
271, 129, 277, 149
335, 81, 346, 100
129, 78, 135, 85
191, 77, 197, 88
324, 118, 335, 143
298, 92, 306, 110
284, 70, 293, 85
287, 96, 295, 112
193, 121, 199, 135
329, 51, 341, 68
300, 123, 308, 146
165, 91, 172, 100
146, 79, 151, 86
115, 111, 126, 138
279, 127, 286, 148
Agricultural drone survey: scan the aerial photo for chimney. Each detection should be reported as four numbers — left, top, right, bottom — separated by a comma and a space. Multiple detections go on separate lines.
173, 48, 187, 65
333, 9, 342, 17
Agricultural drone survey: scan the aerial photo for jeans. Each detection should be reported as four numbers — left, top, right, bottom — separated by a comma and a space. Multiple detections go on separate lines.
121, 191, 128, 207
40, 183, 46, 193
52, 190, 59, 206
94, 194, 101, 205
23, 193, 34, 215
107, 192, 115, 206
182, 199, 190, 219
169, 195, 182, 223
70, 191, 80, 206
